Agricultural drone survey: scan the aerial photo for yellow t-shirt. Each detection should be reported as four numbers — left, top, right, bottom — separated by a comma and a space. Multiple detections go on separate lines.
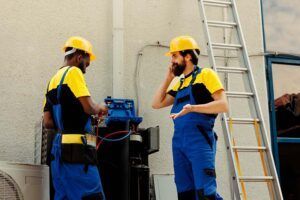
168, 67, 224, 105
44, 66, 91, 133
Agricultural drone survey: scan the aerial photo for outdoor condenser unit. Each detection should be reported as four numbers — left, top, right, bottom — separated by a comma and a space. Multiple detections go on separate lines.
0, 161, 49, 200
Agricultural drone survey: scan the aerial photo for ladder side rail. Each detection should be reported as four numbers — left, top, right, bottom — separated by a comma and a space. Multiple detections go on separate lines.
230, 0, 283, 199
230, 0, 270, 144
198, 0, 243, 199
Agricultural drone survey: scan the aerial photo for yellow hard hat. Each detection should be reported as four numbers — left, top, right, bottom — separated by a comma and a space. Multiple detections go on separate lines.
63, 36, 96, 61
165, 35, 200, 56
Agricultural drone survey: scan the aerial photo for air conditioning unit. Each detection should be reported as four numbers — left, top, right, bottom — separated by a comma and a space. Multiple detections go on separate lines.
0, 161, 49, 200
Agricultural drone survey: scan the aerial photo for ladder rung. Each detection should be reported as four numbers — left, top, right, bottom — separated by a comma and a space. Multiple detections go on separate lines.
232, 146, 267, 152
239, 176, 273, 182
203, 0, 232, 7
225, 118, 260, 124
207, 20, 237, 28
226, 91, 254, 98
216, 66, 248, 73
212, 43, 242, 50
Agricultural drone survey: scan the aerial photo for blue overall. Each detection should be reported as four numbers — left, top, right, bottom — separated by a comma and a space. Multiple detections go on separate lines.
49, 67, 105, 200
171, 67, 223, 200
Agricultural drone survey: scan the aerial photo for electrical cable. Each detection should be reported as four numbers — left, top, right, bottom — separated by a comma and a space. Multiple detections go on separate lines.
134, 42, 169, 116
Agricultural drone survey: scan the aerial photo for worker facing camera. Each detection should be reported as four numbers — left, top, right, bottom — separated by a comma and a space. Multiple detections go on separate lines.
152, 35, 228, 200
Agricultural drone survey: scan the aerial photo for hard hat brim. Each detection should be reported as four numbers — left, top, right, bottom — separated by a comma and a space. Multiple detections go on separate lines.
90, 53, 96, 61
165, 51, 172, 56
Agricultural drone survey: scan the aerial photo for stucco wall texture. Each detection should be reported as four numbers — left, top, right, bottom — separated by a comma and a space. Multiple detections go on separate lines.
0, 0, 267, 198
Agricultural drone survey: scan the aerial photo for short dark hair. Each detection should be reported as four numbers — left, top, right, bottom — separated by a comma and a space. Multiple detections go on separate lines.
64, 47, 89, 61
179, 49, 200, 65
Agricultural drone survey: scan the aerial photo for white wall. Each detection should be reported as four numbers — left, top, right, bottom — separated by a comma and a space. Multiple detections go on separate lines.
0, 0, 112, 162
0, 0, 267, 198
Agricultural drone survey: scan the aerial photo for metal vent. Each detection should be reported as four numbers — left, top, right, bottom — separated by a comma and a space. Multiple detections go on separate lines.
0, 169, 24, 200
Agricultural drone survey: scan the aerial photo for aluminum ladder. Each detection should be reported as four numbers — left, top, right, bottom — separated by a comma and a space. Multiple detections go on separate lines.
197, 0, 283, 199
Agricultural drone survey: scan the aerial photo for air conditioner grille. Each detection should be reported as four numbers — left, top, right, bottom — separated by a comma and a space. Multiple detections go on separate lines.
0, 169, 24, 200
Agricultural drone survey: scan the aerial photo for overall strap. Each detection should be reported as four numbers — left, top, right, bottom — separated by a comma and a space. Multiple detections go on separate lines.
188, 66, 202, 105
190, 66, 202, 85
178, 66, 202, 90
57, 67, 71, 103
178, 77, 185, 91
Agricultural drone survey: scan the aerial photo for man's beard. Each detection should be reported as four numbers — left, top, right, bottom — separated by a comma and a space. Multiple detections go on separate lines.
172, 60, 186, 76
78, 61, 86, 74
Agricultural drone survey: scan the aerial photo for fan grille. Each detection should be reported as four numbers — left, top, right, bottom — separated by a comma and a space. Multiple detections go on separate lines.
0, 169, 24, 200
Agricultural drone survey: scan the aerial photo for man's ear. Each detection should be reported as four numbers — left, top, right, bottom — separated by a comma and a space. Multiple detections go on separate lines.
185, 53, 192, 62
76, 54, 83, 63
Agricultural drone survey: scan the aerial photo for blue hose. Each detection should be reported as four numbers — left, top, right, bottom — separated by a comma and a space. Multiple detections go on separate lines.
97, 131, 132, 142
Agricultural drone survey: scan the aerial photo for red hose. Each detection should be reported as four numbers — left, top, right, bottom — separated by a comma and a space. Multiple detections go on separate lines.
96, 127, 129, 150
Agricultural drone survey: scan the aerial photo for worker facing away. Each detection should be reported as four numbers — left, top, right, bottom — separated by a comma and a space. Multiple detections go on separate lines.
43, 36, 107, 200
152, 35, 228, 200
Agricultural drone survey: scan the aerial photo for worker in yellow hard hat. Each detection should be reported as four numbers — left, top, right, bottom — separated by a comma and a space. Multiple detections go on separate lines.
152, 35, 227, 200
43, 36, 107, 200
62, 36, 96, 73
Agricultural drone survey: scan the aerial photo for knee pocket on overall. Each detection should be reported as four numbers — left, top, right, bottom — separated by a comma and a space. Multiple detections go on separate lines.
82, 192, 104, 200
204, 168, 216, 178
194, 169, 216, 200
197, 189, 217, 200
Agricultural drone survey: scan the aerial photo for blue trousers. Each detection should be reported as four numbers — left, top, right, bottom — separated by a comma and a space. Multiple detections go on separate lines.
172, 121, 223, 200
51, 134, 105, 200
